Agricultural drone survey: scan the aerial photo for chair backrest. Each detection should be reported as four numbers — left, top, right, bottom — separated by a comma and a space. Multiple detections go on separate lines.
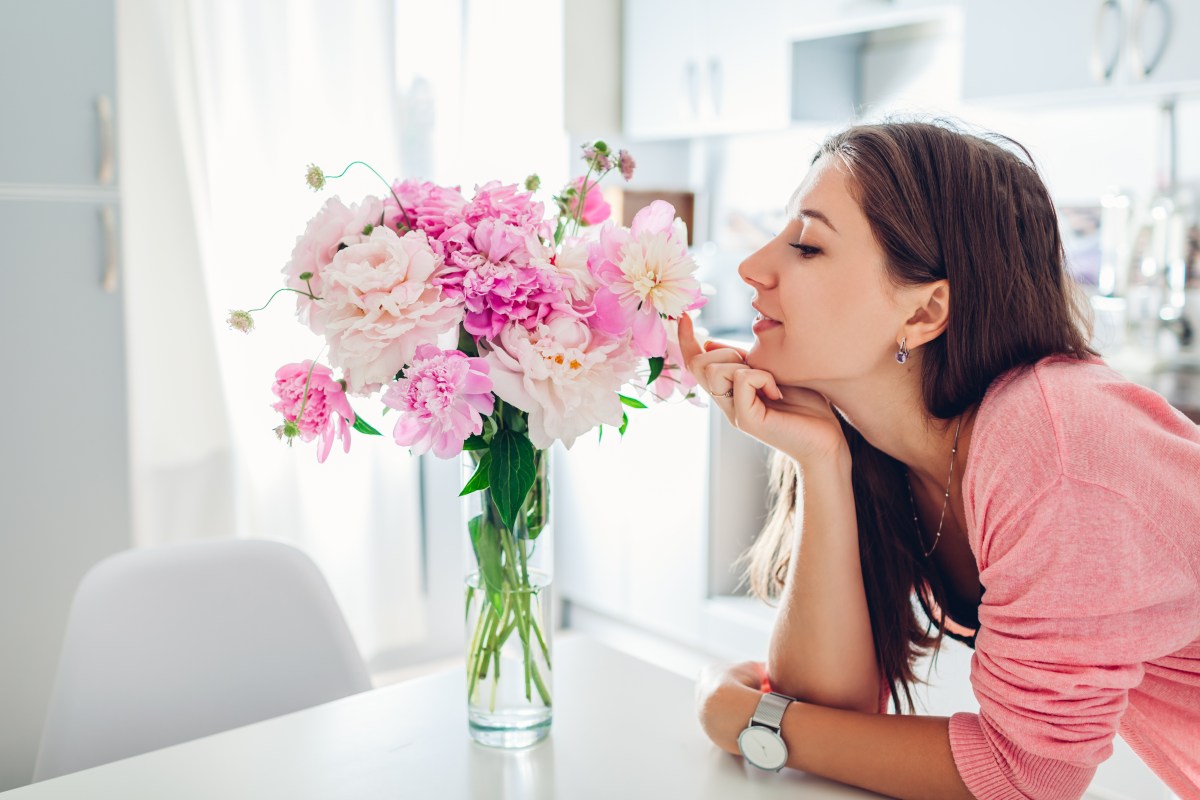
34, 538, 372, 780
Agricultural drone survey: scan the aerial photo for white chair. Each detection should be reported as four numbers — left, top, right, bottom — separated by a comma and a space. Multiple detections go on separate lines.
34, 538, 372, 780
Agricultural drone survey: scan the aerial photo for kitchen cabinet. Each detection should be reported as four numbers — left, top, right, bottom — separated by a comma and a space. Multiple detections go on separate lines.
0, 0, 117, 187
622, 0, 790, 139
622, 0, 963, 139
964, 0, 1200, 105
0, 0, 132, 791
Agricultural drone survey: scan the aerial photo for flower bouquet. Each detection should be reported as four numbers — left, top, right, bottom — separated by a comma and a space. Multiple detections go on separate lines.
230, 142, 706, 747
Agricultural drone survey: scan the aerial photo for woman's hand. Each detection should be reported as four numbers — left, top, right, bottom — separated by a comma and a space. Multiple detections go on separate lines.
678, 314, 849, 466
695, 661, 771, 756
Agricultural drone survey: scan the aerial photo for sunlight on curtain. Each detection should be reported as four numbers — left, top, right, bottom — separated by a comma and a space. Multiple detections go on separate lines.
173, 0, 424, 664
146, 0, 566, 668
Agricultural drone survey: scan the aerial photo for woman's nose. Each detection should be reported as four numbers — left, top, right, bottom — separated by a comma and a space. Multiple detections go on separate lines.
737, 244, 773, 289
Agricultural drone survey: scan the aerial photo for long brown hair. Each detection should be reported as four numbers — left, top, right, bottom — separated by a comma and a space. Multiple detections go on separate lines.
739, 120, 1095, 714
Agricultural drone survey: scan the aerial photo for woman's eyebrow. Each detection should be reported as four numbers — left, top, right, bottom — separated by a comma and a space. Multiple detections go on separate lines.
797, 208, 838, 234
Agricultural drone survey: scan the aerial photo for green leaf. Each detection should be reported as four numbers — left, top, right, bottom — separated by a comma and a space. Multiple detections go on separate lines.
618, 393, 647, 409
647, 357, 664, 385
619, 411, 629, 436
461, 433, 488, 451
351, 415, 382, 436
489, 430, 536, 532
459, 450, 492, 496
597, 426, 603, 443
457, 325, 479, 357
467, 514, 504, 617
526, 452, 547, 540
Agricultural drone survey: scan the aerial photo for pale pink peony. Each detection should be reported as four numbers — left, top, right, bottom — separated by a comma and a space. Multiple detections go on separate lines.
567, 177, 611, 226
482, 312, 639, 450
383, 179, 467, 242
381, 343, 495, 458
308, 227, 464, 395
436, 219, 569, 340
282, 196, 384, 321
271, 361, 356, 463
588, 200, 706, 358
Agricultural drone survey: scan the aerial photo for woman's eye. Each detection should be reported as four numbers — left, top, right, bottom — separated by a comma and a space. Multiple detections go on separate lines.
790, 243, 821, 257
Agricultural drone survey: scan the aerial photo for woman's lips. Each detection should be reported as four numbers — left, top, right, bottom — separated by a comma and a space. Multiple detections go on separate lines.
752, 314, 782, 334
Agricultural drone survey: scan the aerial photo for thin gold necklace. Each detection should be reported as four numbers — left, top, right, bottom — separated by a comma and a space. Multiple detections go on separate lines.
905, 417, 963, 558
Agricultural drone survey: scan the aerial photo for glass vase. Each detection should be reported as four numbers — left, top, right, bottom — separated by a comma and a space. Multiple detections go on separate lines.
462, 447, 553, 748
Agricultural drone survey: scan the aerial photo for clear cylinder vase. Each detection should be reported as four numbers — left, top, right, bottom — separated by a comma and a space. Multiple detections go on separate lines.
462, 447, 553, 748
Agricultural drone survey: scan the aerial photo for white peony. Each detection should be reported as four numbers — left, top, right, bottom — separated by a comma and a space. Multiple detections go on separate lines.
483, 312, 639, 449
553, 237, 599, 305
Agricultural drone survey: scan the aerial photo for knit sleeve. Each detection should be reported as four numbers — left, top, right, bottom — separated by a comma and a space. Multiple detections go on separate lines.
948, 476, 1197, 800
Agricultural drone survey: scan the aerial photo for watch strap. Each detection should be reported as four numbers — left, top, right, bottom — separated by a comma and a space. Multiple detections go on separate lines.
750, 691, 794, 732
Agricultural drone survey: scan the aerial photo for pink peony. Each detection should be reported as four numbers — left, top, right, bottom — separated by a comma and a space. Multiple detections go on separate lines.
588, 200, 706, 358
567, 177, 611, 226
435, 219, 569, 340
459, 181, 552, 238
639, 317, 705, 406
382, 343, 495, 458
482, 312, 639, 450
271, 361, 356, 463
282, 196, 384, 322
308, 227, 464, 395
383, 179, 467, 242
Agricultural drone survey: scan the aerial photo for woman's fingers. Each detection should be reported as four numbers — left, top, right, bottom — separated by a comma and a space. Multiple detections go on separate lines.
677, 313, 703, 364
679, 313, 746, 395
733, 365, 783, 403
704, 338, 750, 361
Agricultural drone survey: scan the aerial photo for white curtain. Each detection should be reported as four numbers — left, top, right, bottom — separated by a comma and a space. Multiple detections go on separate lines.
122, 0, 565, 668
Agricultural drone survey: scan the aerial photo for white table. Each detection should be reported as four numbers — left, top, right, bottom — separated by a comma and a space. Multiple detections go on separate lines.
3, 635, 886, 799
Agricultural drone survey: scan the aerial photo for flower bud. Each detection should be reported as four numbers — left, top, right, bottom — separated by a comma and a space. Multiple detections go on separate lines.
304, 164, 326, 191
226, 310, 255, 334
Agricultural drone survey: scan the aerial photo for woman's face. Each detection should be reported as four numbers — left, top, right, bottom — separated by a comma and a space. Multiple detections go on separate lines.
738, 155, 908, 387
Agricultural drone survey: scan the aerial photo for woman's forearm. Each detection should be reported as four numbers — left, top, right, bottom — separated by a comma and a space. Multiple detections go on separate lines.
767, 454, 881, 713
708, 685, 974, 800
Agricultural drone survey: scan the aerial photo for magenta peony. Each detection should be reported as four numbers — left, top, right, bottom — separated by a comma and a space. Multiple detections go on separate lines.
567, 177, 611, 226
384, 179, 467, 242
435, 219, 569, 340
271, 361, 356, 463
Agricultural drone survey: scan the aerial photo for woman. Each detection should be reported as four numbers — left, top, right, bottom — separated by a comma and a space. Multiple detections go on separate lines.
680, 120, 1200, 800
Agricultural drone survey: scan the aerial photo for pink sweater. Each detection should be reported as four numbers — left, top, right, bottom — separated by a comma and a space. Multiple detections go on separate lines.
908, 356, 1200, 799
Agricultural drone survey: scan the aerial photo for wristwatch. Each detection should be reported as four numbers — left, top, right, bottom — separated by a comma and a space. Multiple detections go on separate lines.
737, 691, 795, 772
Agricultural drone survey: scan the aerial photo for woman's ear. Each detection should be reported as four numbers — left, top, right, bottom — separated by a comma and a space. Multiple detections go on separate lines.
901, 280, 950, 348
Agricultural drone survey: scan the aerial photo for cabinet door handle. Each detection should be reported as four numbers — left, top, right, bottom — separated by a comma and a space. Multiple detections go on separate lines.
1090, 0, 1124, 83
685, 60, 700, 118
97, 95, 115, 185
708, 57, 723, 117
101, 205, 118, 293
1130, 0, 1172, 79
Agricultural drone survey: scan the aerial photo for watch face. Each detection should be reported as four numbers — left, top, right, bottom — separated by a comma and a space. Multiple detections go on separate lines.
737, 726, 788, 771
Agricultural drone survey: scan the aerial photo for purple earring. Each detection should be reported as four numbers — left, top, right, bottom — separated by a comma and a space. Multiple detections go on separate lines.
895, 337, 909, 364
